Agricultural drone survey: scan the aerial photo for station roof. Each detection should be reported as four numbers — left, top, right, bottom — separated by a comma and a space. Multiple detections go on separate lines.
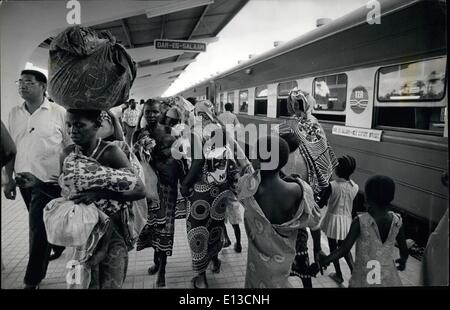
29, 0, 249, 100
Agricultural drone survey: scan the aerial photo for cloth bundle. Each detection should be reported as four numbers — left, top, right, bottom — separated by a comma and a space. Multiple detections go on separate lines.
132, 133, 160, 203
48, 26, 136, 110
43, 149, 138, 248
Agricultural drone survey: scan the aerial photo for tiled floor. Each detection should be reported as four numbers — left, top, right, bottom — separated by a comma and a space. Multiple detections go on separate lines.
1, 193, 422, 289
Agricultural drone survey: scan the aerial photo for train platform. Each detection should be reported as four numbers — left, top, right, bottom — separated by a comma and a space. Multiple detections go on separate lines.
1, 192, 422, 289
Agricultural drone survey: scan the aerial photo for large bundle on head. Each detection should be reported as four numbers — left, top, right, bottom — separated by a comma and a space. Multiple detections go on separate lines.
48, 26, 136, 110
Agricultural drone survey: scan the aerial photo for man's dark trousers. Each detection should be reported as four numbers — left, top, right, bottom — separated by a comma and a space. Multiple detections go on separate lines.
22, 183, 62, 286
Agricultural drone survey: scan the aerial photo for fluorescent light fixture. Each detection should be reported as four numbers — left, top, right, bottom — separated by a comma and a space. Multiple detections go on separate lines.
390, 95, 421, 100
145, 0, 214, 19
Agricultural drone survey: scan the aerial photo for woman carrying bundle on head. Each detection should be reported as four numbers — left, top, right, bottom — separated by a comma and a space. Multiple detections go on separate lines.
41, 25, 143, 289
39, 109, 146, 289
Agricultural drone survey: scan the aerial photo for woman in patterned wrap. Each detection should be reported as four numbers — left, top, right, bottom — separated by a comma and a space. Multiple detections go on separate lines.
133, 100, 186, 288
180, 100, 242, 289
277, 90, 338, 288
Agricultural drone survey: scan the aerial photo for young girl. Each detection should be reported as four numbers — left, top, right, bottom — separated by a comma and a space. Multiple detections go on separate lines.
313, 175, 409, 287
319, 156, 358, 284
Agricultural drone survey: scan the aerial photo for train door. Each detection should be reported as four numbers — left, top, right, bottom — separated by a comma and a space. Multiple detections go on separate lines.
238, 89, 249, 114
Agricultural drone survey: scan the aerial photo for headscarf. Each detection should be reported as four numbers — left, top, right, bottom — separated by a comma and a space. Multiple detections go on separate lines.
194, 100, 216, 122
279, 90, 338, 196
192, 100, 222, 144
166, 107, 182, 120
100, 110, 125, 142
286, 90, 318, 124
173, 96, 196, 128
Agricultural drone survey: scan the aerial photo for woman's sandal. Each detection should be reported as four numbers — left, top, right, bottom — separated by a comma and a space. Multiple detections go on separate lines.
211, 259, 221, 274
329, 272, 344, 284
191, 276, 208, 289
148, 264, 159, 275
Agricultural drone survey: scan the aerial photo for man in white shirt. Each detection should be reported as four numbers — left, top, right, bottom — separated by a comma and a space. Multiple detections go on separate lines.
109, 102, 127, 120
218, 102, 242, 142
122, 99, 140, 145
3, 70, 70, 289
218, 103, 239, 127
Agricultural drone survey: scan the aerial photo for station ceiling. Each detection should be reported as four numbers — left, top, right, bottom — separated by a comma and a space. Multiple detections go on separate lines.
29, 0, 249, 100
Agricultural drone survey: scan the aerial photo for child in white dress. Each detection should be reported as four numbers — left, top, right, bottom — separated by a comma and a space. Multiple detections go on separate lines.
320, 156, 358, 283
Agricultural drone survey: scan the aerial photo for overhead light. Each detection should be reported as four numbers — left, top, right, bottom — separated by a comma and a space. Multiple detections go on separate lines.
273, 41, 284, 47
145, 0, 214, 19
316, 18, 332, 27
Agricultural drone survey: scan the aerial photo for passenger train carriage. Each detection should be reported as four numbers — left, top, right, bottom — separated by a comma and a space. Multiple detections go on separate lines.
178, 0, 448, 247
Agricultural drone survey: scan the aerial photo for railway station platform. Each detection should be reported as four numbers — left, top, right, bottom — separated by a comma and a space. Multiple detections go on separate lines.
1, 192, 422, 289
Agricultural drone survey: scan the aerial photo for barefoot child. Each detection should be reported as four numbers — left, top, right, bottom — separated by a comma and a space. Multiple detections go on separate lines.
313, 175, 409, 287
319, 155, 358, 283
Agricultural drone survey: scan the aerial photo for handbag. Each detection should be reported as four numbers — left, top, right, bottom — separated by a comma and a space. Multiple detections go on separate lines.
122, 198, 148, 250
140, 160, 159, 202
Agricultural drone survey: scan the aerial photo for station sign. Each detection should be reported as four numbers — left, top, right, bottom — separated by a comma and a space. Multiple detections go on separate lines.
154, 39, 206, 52
332, 125, 382, 142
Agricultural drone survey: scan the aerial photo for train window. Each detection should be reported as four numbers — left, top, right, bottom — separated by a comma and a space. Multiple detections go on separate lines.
239, 90, 248, 113
375, 58, 447, 134
277, 81, 298, 117
377, 58, 446, 102
255, 86, 268, 116
312, 74, 347, 111
227, 92, 235, 104
376, 107, 446, 134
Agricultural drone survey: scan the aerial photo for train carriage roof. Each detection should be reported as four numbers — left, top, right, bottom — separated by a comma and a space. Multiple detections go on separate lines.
181, 0, 447, 93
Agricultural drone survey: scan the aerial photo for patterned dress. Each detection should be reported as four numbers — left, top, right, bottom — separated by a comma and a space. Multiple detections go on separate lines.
281, 116, 337, 197
135, 127, 185, 256
60, 143, 138, 289
349, 212, 403, 287
241, 178, 320, 288
186, 142, 237, 274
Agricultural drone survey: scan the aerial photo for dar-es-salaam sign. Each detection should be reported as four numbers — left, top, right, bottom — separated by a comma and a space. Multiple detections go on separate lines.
154, 39, 206, 52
